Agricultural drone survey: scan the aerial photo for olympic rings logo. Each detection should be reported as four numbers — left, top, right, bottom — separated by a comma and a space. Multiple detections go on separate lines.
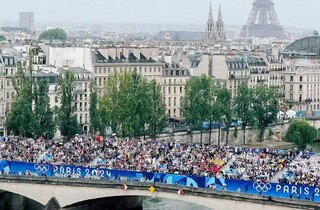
253, 182, 272, 193
34, 164, 50, 173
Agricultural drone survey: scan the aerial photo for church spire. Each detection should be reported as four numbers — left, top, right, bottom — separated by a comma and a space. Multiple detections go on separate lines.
205, 1, 216, 45
208, 1, 213, 21
217, 4, 222, 21
215, 4, 226, 42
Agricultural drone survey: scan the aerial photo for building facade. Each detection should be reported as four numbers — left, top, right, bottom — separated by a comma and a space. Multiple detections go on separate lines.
162, 63, 190, 118
19, 12, 34, 31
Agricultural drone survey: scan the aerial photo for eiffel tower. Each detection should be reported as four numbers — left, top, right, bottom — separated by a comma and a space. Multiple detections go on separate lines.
239, 0, 285, 39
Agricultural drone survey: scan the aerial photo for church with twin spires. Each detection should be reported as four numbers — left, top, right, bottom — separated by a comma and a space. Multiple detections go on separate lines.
205, 2, 226, 45
156, 2, 226, 46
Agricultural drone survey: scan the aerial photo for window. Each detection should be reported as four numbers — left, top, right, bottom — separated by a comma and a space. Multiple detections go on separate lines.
290, 76, 293, 81
300, 76, 303, 82
163, 87, 165, 94
290, 85, 293, 91
80, 114, 83, 124
6, 80, 10, 87
168, 87, 171, 94
168, 97, 171, 106
174, 97, 176, 106
174, 87, 176, 94
55, 96, 59, 103
180, 87, 182, 93
299, 85, 303, 91
6, 92, 9, 99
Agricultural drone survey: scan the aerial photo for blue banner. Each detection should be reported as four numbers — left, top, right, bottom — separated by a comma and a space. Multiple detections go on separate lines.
0, 160, 319, 202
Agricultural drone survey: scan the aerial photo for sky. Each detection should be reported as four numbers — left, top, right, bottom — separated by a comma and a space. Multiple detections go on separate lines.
1, 0, 319, 29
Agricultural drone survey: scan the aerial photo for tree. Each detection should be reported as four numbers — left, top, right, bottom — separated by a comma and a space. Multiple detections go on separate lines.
58, 70, 79, 140
34, 79, 55, 139
100, 72, 120, 135
39, 28, 67, 41
89, 81, 104, 135
0, 35, 6, 42
252, 84, 281, 142
234, 82, 255, 145
100, 69, 154, 138
181, 75, 213, 144
286, 120, 318, 150
5, 96, 36, 138
215, 84, 234, 145
148, 80, 167, 138
6, 52, 37, 138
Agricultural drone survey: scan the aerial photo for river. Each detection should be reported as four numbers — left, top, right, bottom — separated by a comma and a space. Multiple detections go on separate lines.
143, 197, 212, 210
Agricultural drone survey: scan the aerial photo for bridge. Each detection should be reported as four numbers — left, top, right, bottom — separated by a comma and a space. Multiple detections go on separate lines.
0, 176, 318, 210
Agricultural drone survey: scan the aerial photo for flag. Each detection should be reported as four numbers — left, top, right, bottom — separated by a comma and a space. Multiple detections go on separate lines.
121, 184, 128, 190
177, 189, 184, 195
149, 186, 155, 193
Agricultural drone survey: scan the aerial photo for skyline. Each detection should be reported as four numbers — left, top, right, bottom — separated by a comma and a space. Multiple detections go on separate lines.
1, 0, 320, 30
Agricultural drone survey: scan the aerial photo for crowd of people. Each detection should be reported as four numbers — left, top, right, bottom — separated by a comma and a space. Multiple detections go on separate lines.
282, 154, 320, 186
0, 135, 319, 187
223, 148, 294, 182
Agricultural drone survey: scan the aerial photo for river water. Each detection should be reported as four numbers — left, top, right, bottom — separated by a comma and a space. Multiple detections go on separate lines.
143, 197, 213, 210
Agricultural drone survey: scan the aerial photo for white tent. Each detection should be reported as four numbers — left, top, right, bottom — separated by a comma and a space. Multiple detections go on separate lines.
286, 109, 296, 119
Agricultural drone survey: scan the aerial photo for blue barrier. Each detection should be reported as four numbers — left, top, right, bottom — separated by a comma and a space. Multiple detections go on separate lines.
0, 160, 319, 202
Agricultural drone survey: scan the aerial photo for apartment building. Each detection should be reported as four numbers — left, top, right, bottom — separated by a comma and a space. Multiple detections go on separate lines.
162, 63, 190, 118
0, 55, 17, 136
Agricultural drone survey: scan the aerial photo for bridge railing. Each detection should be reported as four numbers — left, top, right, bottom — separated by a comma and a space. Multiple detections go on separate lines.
1, 160, 320, 203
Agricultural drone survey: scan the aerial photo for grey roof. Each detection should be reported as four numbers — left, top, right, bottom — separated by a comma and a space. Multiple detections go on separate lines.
58, 67, 91, 74
92, 50, 157, 64
187, 54, 202, 68
246, 56, 267, 66
163, 62, 190, 77
0, 27, 31, 34
226, 56, 248, 70
157, 31, 205, 41
283, 36, 320, 58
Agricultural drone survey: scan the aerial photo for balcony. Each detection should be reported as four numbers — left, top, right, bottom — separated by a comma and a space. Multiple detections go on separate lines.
250, 70, 270, 74
229, 75, 248, 80
257, 79, 267, 83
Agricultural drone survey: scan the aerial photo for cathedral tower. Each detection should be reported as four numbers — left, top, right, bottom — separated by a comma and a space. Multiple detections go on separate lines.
205, 1, 216, 45
216, 4, 226, 42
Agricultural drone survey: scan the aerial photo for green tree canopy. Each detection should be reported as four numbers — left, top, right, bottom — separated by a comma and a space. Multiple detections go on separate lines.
148, 79, 167, 138
181, 75, 213, 143
6, 53, 36, 138
252, 84, 281, 142
100, 69, 167, 138
0, 35, 6, 42
39, 28, 67, 41
214, 84, 234, 145
57, 70, 80, 140
34, 79, 55, 139
89, 81, 104, 135
234, 82, 255, 145
286, 120, 318, 150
